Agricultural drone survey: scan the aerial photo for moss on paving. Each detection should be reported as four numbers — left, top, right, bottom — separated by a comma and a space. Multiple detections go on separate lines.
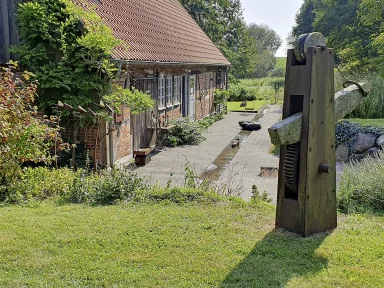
0, 202, 383, 287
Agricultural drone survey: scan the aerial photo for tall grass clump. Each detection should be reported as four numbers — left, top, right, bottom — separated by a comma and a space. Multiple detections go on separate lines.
0, 166, 227, 206
0, 167, 78, 203
350, 74, 384, 119
338, 150, 384, 214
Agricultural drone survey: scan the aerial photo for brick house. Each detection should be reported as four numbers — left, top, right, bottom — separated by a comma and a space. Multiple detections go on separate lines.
0, 0, 230, 166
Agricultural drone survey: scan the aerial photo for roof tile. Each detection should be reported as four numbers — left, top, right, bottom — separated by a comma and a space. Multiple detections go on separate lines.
77, 0, 230, 65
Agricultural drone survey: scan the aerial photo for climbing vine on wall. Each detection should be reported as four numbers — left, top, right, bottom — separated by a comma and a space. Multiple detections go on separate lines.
12, 0, 152, 121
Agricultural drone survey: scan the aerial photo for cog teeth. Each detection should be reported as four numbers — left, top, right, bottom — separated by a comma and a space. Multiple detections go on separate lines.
283, 143, 301, 192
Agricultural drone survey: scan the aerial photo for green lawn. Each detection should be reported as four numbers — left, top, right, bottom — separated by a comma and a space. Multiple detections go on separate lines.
226, 100, 266, 112
0, 202, 383, 287
348, 118, 384, 127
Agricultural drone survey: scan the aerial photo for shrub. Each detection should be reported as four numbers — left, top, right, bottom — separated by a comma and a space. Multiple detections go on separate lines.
269, 67, 285, 78
1, 167, 77, 203
350, 74, 384, 119
65, 169, 148, 205
228, 86, 247, 101
228, 78, 284, 102
164, 113, 224, 147
338, 150, 384, 213
0, 63, 63, 186
164, 118, 205, 147
0, 166, 230, 206
214, 89, 230, 105
335, 120, 384, 147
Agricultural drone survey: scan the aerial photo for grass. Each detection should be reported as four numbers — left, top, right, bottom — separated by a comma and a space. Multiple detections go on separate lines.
338, 150, 384, 213
348, 118, 384, 127
226, 100, 266, 112
349, 74, 384, 119
0, 202, 384, 287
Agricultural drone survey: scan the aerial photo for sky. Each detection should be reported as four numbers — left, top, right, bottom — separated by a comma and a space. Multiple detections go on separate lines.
241, 0, 304, 57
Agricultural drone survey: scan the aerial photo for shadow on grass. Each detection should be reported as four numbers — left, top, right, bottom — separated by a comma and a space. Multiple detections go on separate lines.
220, 229, 330, 288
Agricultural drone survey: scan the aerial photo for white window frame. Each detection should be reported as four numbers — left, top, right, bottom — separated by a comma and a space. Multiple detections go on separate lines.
166, 76, 173, 106
173, 76, 181, 104
158, 76, 165, 108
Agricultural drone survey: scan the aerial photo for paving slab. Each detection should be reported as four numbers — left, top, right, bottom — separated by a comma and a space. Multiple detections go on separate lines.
133, 112, 255, 186
219, 105, 282, 203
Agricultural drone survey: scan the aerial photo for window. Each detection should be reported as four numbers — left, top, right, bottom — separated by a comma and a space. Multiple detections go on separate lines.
173, 76, 181, 104
158, 76, 165, 107
166, 76, 173, 105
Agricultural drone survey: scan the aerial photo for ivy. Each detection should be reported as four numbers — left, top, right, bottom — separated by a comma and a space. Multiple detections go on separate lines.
103, 85, 154, 115
11, 0, 152, 121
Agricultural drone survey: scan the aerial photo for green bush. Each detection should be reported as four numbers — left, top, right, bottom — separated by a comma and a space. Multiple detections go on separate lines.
250, 185, 273, 203
65, 169, 148, 205
336, 120, 383, 147
214, 89, 230, 105
164, 113, 224, 147
1, 167, 77, 203
269, 67, 285, 78
198, 113, 224, 130
0, 166, 230, 206
228, 77, 285, 102
350, 74, 384, 118
164, 118, 205, 147
338, 151, 384, 214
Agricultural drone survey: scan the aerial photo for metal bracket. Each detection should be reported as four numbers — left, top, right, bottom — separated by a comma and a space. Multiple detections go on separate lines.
342, 80, 369, 97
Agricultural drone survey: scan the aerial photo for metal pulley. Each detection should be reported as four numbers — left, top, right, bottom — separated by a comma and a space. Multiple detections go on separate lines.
294, 32, 327, 64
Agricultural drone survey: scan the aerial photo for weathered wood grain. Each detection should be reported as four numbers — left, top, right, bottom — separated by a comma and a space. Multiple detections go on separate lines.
335, 82, 371, 121
269, 82, 370, 146
268, 112, 303, 146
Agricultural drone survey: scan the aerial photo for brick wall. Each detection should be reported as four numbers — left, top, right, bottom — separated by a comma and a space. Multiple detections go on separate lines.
62, 122, 103, 165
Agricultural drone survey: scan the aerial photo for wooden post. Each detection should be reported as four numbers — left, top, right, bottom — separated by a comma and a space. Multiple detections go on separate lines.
0, 0, 10, 63
276, 47, 337, 237
268, 82, 371, 146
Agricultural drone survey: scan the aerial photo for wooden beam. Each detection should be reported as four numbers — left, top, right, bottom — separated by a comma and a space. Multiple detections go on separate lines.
335, 82, 371, 121
269, 83, 370, 146
268, 112, 303, 146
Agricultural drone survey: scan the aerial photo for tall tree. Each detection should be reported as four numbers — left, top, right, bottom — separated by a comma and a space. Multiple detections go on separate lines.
247, 24, 282, 54
246, 24, 282, 78
180, 0, 255, 78
291, 0, 315, 37
291, 0, 384, 73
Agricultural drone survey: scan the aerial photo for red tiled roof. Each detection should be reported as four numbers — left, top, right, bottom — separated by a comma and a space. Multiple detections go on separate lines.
79, 0, 230, 66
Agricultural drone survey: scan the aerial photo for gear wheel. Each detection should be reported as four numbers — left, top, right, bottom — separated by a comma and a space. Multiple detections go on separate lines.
283, 143, 301, 192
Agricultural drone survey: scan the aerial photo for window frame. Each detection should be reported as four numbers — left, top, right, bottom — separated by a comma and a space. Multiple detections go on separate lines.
158, 76, 165, 108
173, 76, 181, 104
166, 76, 173, 106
